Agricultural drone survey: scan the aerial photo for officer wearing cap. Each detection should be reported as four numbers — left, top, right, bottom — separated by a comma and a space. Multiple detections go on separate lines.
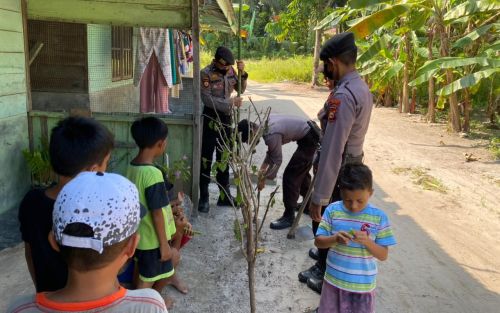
198, 46, 249, 213
298, 32, 373, 294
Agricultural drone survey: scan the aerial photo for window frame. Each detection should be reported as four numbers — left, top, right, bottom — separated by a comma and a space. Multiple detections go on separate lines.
111, 26, 133, 82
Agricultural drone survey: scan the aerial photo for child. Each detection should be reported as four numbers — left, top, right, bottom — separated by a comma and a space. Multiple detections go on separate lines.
314, 164, 396, 313
170, 192, 194, 250
18, 117, 114, 292
8, 172, 168, 312
126, 117, 187, 308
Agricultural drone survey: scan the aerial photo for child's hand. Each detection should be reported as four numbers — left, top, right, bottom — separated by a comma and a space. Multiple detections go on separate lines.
335, 231, 352, 245
183, 222, 193, 237
159, 243, 172, 262
352, 230, 371, 246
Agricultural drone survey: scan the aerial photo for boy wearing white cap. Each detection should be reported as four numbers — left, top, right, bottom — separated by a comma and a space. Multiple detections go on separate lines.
8, 172, 168, 313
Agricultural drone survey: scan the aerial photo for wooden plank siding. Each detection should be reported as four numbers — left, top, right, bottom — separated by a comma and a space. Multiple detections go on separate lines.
29, 111, 194, 196
27, 0, 191, 28
0, 0, 30, 216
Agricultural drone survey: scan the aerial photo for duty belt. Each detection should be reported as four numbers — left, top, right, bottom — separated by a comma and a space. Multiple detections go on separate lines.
342, 152, 364, 165
307, 120, 322, 142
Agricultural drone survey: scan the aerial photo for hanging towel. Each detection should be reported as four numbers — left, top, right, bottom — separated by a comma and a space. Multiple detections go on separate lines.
134, 28, 173, 87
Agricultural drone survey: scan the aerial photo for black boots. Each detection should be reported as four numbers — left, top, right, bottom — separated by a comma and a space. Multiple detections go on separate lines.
198, 185, 209, 213
269, 215, 294, 230
198, 185, 235, 213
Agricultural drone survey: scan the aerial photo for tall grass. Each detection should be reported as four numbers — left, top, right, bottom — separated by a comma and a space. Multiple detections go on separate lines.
201, 50, 313, 83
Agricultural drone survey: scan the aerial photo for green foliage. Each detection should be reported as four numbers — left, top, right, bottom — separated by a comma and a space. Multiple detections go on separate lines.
347, 4, 413, 38
157, 155, 191, 184
444, 0, 500, 21
437, 68, 499, 96
489, 137, 500, 160
22, 137, 55, 187
233, 219, 242, 243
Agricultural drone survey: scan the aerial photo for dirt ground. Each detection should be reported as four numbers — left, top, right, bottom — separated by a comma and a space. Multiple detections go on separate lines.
0, 81, 499, 312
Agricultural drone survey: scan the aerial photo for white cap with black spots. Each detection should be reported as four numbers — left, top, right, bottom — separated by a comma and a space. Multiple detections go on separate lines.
53, 171, 141, 254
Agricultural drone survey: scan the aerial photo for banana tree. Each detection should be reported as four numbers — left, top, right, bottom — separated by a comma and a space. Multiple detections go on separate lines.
342, 0, 499, 132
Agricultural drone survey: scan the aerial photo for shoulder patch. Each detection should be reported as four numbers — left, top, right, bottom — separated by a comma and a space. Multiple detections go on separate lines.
327, 96, 342, 123
202, 77, 210, 88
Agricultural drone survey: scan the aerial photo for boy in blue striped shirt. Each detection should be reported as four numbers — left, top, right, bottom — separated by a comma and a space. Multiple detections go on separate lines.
314, 163, 396, 313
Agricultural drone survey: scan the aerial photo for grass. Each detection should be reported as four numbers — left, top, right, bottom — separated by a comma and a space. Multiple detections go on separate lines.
392, 166, 448, 194
488, 137, 500, 160
201, 50, 314, 83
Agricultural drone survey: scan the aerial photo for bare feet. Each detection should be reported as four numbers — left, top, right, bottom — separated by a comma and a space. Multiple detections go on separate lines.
161, 295, 174, 309
169, 275, 188, 294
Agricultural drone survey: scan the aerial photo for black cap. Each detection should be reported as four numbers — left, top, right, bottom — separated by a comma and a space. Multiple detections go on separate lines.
320, 32, 357, 61
215, 46, 235, 65
237, 119, 257, 143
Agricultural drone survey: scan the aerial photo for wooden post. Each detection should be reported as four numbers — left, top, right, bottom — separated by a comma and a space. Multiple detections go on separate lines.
21, 0, 34, 151
191, 0, 201, 210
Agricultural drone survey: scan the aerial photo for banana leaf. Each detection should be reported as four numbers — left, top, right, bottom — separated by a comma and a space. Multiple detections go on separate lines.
409, 68, 439, 86
347, 4, 413, 38
437, 68, 500, 96
357, 34, 391, 63
452, 23, 498, 49
444, 0, 500, 21
415, 57, 499, 77
349, 0, 393, 9
314, 8, 348, 30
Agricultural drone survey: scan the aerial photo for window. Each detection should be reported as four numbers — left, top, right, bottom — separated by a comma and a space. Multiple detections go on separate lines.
111, 26, 133, 81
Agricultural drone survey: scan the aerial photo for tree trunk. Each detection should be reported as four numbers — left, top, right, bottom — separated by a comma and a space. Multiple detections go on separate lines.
246, 210, 256, 313
402, 33, 410, 113
411, 87, 417, 114
311, 29, 323, 87
248, 259, 256, 313
487, 78, 498, 124
427, 27, 436, 122
463, 88, 472, 132
438, 23, 461, 131
384, 87, 393, 107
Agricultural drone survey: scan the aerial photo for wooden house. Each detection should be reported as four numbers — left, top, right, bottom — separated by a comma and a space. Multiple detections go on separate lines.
0, 0, 236, 229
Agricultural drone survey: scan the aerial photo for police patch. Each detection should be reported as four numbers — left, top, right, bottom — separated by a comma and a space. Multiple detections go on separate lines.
327, 97, 341, 123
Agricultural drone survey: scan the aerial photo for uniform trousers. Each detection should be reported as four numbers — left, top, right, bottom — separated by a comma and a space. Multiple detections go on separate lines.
199, 106, 232, 200
282, 129, 319, 219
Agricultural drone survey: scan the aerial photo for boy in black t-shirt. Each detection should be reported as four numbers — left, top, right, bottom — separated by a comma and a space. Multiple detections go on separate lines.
18, 117, 114, 292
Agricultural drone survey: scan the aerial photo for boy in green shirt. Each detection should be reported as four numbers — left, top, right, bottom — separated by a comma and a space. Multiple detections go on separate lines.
127, 117, 186, 308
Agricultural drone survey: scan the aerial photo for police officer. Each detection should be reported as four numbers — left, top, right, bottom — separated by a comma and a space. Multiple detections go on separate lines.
298, 32, 373, 294
238, 115, 320, 229
198, 46, 248, 213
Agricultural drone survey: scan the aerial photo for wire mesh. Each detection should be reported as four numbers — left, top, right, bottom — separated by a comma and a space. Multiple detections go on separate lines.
28, 20, 195, 118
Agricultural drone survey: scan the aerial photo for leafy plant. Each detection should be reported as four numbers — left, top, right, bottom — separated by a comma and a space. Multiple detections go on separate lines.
22, 137, 55, 187
157, 154, 191, 185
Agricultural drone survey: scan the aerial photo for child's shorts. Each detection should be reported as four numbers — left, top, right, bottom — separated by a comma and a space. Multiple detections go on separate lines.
319, 281, 374, 313
135, 248, 175, 283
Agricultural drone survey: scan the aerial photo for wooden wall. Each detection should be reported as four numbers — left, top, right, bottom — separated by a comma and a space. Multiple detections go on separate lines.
0, 0, 30, 216
29, 111, 194, 196
27, 0, 191, 28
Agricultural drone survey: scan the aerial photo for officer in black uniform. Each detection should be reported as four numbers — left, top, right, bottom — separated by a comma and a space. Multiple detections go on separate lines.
298, 32, 374, 294
198, 47, 248, 213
